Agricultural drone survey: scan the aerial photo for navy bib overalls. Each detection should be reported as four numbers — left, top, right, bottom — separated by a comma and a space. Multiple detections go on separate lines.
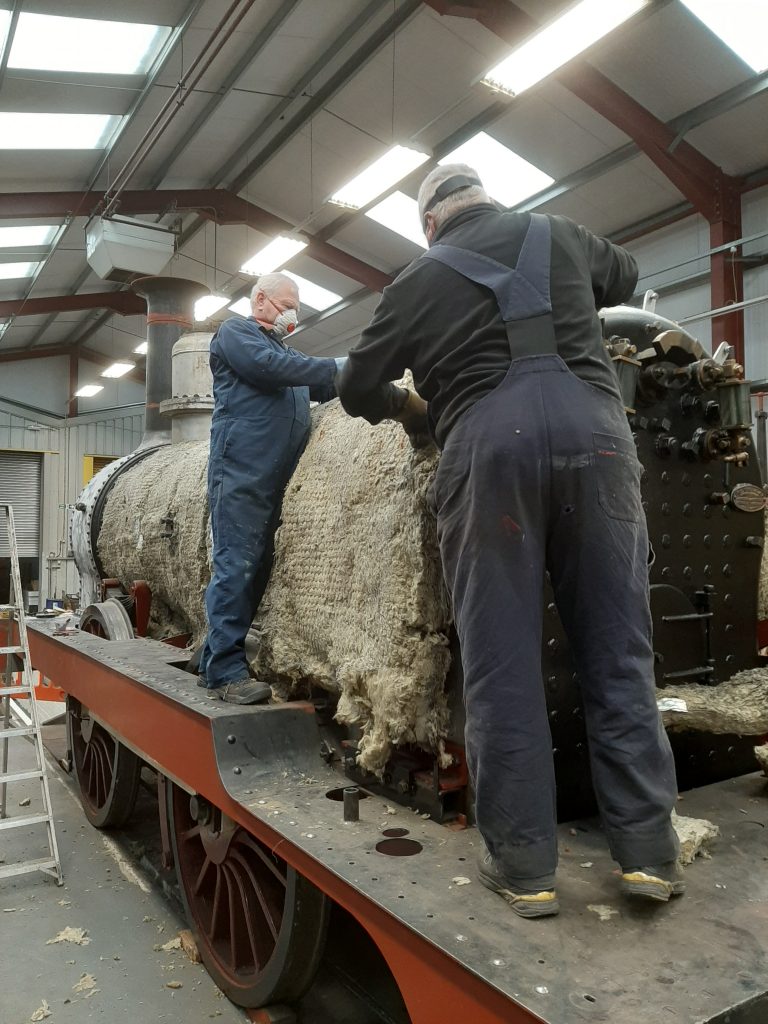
427, 215, 679, 886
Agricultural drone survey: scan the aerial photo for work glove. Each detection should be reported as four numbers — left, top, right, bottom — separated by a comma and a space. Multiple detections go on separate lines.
393, 387, 431, 450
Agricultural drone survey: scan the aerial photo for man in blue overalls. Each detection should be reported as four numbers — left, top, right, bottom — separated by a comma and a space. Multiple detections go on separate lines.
338, 165, 682, 917
200, 273, 342, 704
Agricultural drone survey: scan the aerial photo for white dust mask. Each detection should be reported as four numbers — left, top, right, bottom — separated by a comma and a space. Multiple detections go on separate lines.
273, 308, 298, 338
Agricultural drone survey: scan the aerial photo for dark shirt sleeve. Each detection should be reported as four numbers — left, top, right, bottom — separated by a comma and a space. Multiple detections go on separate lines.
337, 289, 412, 423
572, 222, 639, 308
309, 381, 337, 404
215, 318, 337, 390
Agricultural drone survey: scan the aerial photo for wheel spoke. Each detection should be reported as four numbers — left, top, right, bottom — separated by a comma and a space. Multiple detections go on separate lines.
181, 823, 203, 843
223, 863, 239, 970
209, 864, 224, 939
93, 736, 110, 808
193, 854, 212, 897
225, 857, 261, 972
231, 849, 280, 943
239, 834, 287, 886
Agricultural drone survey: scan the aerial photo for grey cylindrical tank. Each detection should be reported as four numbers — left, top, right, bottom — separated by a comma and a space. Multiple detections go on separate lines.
131, 276, 208, 448
159, 332, 214, 443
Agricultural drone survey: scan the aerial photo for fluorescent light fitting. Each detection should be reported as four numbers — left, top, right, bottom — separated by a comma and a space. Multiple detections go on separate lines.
195, 295, 229, 321
100, 362, 135, 379
281, 271, 342, 312
439, 133, 553, 207
0, 261, 40, 279
0, 113, 119, 149
366, 191, 426, 248
133, 341, 148, 355
481, 0, 648, 97
0, 225, 58, 248
75, 384, 104, 398
9, 13, 171, 75
679, 0, 768, 72
330, 145, 430, 210
228, 297, 252, 317
240, 236, 307, 276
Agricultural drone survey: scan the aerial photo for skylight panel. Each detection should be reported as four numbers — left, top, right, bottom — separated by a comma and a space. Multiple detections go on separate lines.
679, 0, 768, 72
366, 192, 426, 248
330, 145, 430, 210
0, 261, 40, 280
0, 225, 58, 248
195, 295, 229, 321
0, 113, 119, 149
281, 271, 341, 312
481, 0, 648, 97
100, 362, 135, 378
439, 133, 554, 208
228, 298, 252, 317
75, 384, 104, 398
241, 237, 307, 276
9, 13, 171, 76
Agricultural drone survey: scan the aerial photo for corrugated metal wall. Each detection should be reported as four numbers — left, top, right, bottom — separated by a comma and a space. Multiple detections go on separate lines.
0, 401, 142, 604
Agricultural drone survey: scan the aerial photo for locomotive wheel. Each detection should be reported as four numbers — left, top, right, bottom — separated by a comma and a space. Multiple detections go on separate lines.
67, 598, 142, 828
80, 597, 134, 641
168, 782, 329, 1008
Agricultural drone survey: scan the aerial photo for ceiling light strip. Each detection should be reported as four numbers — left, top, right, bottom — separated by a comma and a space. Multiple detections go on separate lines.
481, 0, 648, 97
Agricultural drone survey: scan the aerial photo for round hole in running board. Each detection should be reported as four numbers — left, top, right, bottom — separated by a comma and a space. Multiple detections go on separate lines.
376, 837, 423, 857
382, 827, 409, 838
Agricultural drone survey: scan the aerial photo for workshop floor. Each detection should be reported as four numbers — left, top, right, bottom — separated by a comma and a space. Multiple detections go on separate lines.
0, 708, 246, 1024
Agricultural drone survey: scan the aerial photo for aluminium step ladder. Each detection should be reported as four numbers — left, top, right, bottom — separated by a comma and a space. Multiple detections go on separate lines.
0, 502, 62, 884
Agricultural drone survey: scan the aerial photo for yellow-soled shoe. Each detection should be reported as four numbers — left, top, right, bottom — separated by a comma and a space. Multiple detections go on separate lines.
620, 861, 686, 902
477, 853, 559, 918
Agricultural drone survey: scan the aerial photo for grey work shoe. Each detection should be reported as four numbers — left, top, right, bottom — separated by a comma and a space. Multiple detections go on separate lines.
203, 677, 272, 705
477, 851, 559, 918
620, 860, 686, 902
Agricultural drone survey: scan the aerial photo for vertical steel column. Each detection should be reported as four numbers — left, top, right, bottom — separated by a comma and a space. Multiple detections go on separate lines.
131, 277, 207, 448
710, 192, 745, 365
68, 351, 79, 418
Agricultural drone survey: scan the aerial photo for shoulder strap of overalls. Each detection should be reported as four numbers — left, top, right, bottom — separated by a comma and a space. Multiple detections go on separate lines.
421, 213, 557, 357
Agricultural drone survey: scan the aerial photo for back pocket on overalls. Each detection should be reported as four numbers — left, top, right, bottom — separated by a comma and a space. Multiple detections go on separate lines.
593, 432, 641, 522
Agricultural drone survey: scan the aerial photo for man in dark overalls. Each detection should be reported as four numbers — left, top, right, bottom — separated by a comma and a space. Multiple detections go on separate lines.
338, 164, 682, 917
199, 273, 342, 704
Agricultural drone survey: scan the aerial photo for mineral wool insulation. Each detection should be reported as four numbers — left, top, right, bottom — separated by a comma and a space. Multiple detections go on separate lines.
97, 440, 211, 640
97, 403, 452, 773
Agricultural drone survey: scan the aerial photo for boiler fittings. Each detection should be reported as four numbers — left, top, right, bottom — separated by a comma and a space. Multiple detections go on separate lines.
605, 336, 641, 413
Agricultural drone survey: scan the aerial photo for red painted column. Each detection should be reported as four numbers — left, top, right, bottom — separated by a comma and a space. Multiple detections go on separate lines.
709, 183, 745, 365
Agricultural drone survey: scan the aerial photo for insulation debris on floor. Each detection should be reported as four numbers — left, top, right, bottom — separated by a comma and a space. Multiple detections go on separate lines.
671, 810, 720, 865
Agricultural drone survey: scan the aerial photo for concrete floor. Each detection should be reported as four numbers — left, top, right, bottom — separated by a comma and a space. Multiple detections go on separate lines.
0, 709, 246, 1024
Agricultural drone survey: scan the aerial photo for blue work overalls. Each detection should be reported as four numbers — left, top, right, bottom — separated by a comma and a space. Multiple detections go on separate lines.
427, 215, 679, 886
200, 319, 335, 688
